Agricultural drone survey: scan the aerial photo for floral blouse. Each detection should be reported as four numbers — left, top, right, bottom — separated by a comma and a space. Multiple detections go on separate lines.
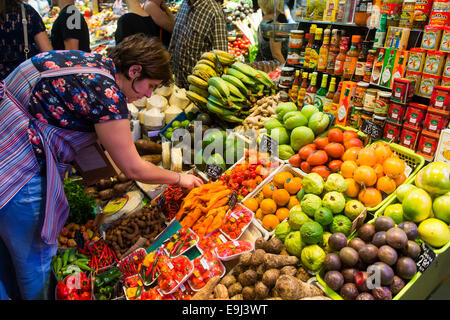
27, 50, 129, 169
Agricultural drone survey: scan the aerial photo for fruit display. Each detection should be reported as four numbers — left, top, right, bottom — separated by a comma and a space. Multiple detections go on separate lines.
220, 205, 254, 240
162, 227, 199, 258
228, 34, 252, 59
319, 216, 423, 300
188, 251, 226, 291
215, 240, 254, 261
58, 220, 98, 248
224, 0, 255, 24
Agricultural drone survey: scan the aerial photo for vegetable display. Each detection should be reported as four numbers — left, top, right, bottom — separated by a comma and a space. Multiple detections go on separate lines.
157, 184, 185, 220
52, 248, 92, 281
63, 178, 96, 224
93, 266, 122, 300
197, 231, 229, 252
81, 240, 118, 273
220, 205, 254, 240
215, 240, 254, 260
141, 249, 166, 285
119, 248, 146, 278
157, 255, 194, 295
189, 251, 226, 290
58, 220, 99, 249
56, 272, 91, 300
163, 227, 198, 257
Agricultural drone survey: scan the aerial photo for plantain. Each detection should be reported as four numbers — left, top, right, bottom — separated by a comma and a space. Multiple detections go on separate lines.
189, 84, 209, 98
187, 75, 208, 89
213, 50, 236, 66
254, 69, 275, 88
207, 77, 230, 98
208, 86, 232, 106
224, 80, 246, 100
193, 64, 217, 78
196, 59, 216, 69
186, 90, 208, 106
192, 68, 213, 82
231, 62, 261, 79
200, 52, 217, 63
221, 74, 250, 97
226, 67, 256, 86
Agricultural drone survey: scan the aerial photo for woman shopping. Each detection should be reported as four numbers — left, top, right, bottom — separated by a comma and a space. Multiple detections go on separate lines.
0, 34, 203, 300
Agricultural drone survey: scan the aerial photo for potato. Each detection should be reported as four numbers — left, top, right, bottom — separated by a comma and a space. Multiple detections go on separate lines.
280, 266, 297, 277
220, 275, 237, 288
238, 270, 258, 287
242, 286, 255, 300
113, 181, 133, 194
141, 154, 162, 164
264, 237, 283, 254
239, 252, 252, 266
256, 264, 266, 279
230, 294, 243, 300
228, 282, 243, 297
296, 267, 311, 282
262, 269, 280, 288
214, 284, 229, 300
250, 249, 266, 266
233, 264, 246, 275
255, 281, 269, 299
274, 275, 322, 300
135, 139, 162, 154
254, 237, 266, 250
263, 253, 299, 269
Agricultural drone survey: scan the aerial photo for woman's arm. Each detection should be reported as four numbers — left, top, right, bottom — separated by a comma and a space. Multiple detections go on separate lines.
94, 119, 203, 189
34, 31, 53, 52
144, 1, 175, 33
269, 38, 285, 64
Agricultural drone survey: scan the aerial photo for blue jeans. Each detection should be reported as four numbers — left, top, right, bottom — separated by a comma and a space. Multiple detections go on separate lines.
0, 174, 57, 300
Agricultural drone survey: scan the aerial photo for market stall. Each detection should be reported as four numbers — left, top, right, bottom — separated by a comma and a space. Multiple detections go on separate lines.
40, 0, 450, 302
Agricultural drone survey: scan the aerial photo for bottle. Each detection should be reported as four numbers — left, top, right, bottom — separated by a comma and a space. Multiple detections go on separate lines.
303, 25, 317, 69
369, 0, 382, 28
343, 35, 361, 80
337, 87, 352, 125
289, 70, 301, 105
326, 29, 341, 75
331, 81, 343, 116
355, 0, 372, 26
314, 74, 329, 111
309, 28, 323, 71
305, 72, 318, 106
298, 72, 309, 108
354, 41, 369, 82
334, 36, 349, 76
363, 49, 377, 82
373, 13, 387, 49
318, 28, 331, 72
380, 49, 396, 87
371, 48, 386, 84
323, 77, 337, 113
391, 51, 406, 84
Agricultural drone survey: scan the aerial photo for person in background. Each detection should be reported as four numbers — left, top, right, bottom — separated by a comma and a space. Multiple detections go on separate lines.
143, 0, 175, 48
168, 0, 228, 89
115, 0, 174, 48
0, 0, 53, 80
255, 0, 288, 64
50, 0, 90, 52
0, 34, 203, 300
284, 0, 295, 23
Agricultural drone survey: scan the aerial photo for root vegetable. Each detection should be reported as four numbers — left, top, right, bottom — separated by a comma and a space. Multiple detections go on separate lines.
113, 181, 133, 195
238, 270, 258, 287
99, 188, 115, 200
250, 249, 266, 266
230, 294, 243, 300
255, 281, 269, 299
214, 284, 229, 300
239, 252, 252, 266
263, 253, 299, 269
118, 173, 130, 183
280, 266, 297, 277
242, 286, 256, 300
233, 264, 246, 275
263, 238, 283, 254
192, 276, 221, 300
220, 275, 237, 288
262, 269, 280, 288
274, 275, 322, 300
135, 139, 162, 155
141, 154, 162, 164
256, 264, 266, 279
255, 238, 266, 250
296, 267, 310, 282
228, 282, 243, 297
301, 296, 332, 300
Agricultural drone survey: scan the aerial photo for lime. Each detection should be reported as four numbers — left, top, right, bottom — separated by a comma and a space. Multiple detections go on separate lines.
383, 203, 404, 225
300, 221, 324, 245
181, 120, 190, 128
172, 121, 181, 129
296, 189, 305, 202
314, 207, 333, 226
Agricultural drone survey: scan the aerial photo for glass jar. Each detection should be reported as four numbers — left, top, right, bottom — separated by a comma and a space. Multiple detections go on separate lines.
279, 67, 295, 87
372, 114, 387, 127
289, 30, 305, 49
354, 81, 369, 108
355, 0, 372, 26
350, 106, 364, 128
363, 88, 378, 114
399, 0, 416, 28
374, 91, 392, 117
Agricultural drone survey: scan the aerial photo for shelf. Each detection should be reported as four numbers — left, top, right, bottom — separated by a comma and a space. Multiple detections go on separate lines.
294, 19, 375, 29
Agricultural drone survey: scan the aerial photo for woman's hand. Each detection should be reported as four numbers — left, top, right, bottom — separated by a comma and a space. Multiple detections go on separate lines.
177, 173, 204, 190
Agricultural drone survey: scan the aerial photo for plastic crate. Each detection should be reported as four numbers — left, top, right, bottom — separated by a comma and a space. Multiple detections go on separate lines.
159, 111, 187, 141
366, 142, 425, 213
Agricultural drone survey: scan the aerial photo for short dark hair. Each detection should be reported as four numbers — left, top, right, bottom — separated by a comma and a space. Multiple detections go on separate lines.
0, 0, 22, 22
108, 33, 172, 85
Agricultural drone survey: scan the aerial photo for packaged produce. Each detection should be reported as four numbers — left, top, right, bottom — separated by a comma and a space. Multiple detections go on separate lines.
405, 103, 428, 126
215, 240, 254, 261
423, 51, 446, 76
399, 0, 416, 28
404, 70, 422, 94
140, 286, 175, 300
220, 205, 254, 240
414, 0, 436, 28
171, 282, 195, 300
400, 123, 422, 150
363, 88, 378, 114
419, 74, 441, 97
417, 130, 441, 159
391, 78, 415, 104
162, 227, 198, 258
289, 30, 304, 49
423, 107, 450, 133
383, 120, 403, 143
430, 0, 450, 26
82, 240, 119, 273
421, 25, 444, 51
430, 86, 450, 110
119, 248, 146, 278
140, 248, 166, 285
388, 101, 408, 123
158, 255, 194, 295
189, 251, 226, 291
440, 26, 450, 52
279, 67, 295, 87
124, 274, 144, 300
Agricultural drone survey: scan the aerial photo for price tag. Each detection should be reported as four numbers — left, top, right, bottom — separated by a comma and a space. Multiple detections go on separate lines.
232, 240, 240, 247
416, 242, 436, 273
230, 211, 240, 220
205, 164, 224, 181
259, 134, 278, 155
361, 119, 384, 141
228, 191, 238, 210
351, 209, 367, 234
218, 234, 228, 244
200, 258, 210, 271
168, 262, 174, 269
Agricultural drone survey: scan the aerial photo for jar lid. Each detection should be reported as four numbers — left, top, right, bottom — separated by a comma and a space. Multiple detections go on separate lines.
379, 91, 392, 98
357, 81, 370, 87
355, 107, 363, 111
281, 66, 295, 72
373, 115, 387, 120
278, 84, 290, 88
366, 88, 378, 94
291, 30, 304, 34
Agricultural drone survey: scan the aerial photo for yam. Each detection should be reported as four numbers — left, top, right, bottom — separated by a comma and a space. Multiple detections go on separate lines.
238, 270, 258, 287
227, 282, 243, 297
263, 253, 299, 269
98, 188, 115, 200
214, 284, 229, 300
250, 249, 266, 266
280, 249, 290, 256
135, 139, 162, 155
296, 267, 311, 282
113, 181, 133, 195
191, 276, 221, 300
141, 154, 162, 164
220, 275, 236, 288
263, 237, 283, 254
255, 281, 269, 299
233, 264, 246, 275
280, 266, 297, 277
254, 237, 266, 250
117, 172, 130, 183
301, 296, 331, 300
230, 294, 243, 300
242, 286, 255, 300
239, 252, 252, 266
97, 178, 115, 190
262, 269, 280, 288
256, 264, 266, 279
274, 275, 322, 300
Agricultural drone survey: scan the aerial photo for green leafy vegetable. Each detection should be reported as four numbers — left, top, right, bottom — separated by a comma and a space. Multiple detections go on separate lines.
63, 178, 96, 225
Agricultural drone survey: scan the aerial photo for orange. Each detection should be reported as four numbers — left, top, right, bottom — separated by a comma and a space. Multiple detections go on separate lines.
273, 172, 293, 189
356, 148, 377, 167
372, 142, 393, 164
394, 173, 407, 186
287, 196, 300, 209
243, 198, 259, 212
358, 187, 383, 208
344, 178, 360, 198
383, 156, 406, 179
262, 183, 277, 199
260, 198, 277, 215
276, 208, 290, 221
255, 208, 263, 220
284, 177, 303, 195
272, 189, 291, 207
376, 176, 397, 195
262, 214, 280, 231
342, 147, 361, 162
253, 192, 265, 204
373, 163, 384, 179
354, 165, 378, 187
341, 160, 358, 178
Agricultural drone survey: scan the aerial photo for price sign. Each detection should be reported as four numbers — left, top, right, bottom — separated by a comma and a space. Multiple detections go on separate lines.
416, 242, 436, 273
259, 134, 278, 155
228, 191, 238, 210
350, 208, 367, 234
205, 164, 224, 180
361, 119, 384, 141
